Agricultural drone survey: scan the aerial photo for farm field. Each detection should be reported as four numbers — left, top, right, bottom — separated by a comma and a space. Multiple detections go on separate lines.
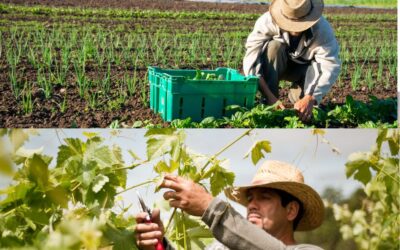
0, 0, 397, 128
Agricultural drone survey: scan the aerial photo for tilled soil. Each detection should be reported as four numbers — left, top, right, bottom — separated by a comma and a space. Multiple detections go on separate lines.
0, 0, 396, 15
0, 0, 397, 127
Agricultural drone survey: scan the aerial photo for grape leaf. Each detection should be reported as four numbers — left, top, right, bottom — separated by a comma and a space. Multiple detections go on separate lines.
209, 163, 235, 196
0, 182, 34, 207
0, 155, 13, 176
27, 154, 50, 191
312, 129, 325, 136
345, 152, 372, 185
46, 186, 69, 208
84, 138, 112, 168
92, 174, 109, 193
244, 140, 272, 165
9, 129, 30, 152
104, 225, 138, 250
56, 138, 84, 168
154, 160, 179, 174
82, 131, 99, 139
128, 150, 141, 161
146, 137, 174, 160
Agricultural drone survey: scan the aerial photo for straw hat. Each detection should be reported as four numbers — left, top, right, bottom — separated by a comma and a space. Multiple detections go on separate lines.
269, 0, 324, 32
225, 160, 324, 231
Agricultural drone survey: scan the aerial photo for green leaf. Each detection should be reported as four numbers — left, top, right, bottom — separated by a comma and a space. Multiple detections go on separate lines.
128, 150, 141, 161
82, 131, 99, 139
374, 128, 387, 155
84, 138, 112, 168
46, 186, 69, 208
244, 140, 272, 165
0, 128, 7, 136
111, 145, 124, 164
56, 138, 84, 168
0, 155, 13, 176
312, 129, 325, 136
92, 174, 109, 193
24, 209, 50, 226
209, 163, 235, 196
146, 137, 174, 161
154, 160, 179, 174
0, 182, 34, 207
145, 128, 175, 137
345, 152, 372, 185
26, 154, 49, 190
104, 225, 138, 250
14, 146, 45, 165
9, 129, 30, 152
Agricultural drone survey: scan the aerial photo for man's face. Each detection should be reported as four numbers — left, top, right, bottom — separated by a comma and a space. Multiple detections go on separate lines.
289, 31, 302, 37
246, 188, 289, 234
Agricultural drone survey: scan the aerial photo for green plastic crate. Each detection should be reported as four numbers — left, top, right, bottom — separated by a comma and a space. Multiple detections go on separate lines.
148, 66, 259, 122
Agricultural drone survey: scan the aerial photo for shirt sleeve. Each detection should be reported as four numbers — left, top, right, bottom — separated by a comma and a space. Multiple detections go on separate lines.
201, 198, 287, 250
303, 19, 341, 104
201, 198, 325, 250
243, 12, 278, 76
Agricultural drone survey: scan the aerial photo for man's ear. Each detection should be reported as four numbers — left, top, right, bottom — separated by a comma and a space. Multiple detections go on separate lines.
286, 201, 300, 222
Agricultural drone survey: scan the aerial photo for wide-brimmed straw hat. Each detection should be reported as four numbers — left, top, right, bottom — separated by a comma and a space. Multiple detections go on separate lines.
270, 0, 324, 32
224, 160, 324, 231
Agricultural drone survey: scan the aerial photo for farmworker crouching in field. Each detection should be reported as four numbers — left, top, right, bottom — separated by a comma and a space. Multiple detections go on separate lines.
243, 0, 341, 122
135, 160, 325, 250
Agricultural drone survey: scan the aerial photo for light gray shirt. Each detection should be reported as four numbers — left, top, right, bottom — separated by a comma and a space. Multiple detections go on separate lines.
243, 12, 341, 104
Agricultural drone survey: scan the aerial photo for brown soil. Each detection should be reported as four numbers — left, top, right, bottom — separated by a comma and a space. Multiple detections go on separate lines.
0, 0, 396, 15
0, 0, 397, 128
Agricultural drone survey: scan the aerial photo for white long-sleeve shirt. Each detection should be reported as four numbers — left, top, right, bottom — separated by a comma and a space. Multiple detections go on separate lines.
243, 12, 341, 104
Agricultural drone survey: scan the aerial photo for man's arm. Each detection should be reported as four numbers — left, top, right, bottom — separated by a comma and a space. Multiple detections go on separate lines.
294, 19, 341, 121
202, 198, 288, 250
303, 18, 341, 105
243, 12, 278, 77
160, 175, 324, 250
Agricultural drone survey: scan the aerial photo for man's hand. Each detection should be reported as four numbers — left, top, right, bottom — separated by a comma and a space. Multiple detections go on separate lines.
135, 209, 164, 250
160, 175, 214, 216
259, 76, 285, 110
294, 95, 315, 122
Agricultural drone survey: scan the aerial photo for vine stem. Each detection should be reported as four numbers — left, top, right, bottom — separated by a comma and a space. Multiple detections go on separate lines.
164, 128, 253, 234
116, 179, 156, 195
113, 159, 149, 171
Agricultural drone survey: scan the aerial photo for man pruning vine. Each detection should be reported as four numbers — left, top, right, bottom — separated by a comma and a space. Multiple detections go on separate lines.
135, 160, 325, 250
243, 0, 341, 121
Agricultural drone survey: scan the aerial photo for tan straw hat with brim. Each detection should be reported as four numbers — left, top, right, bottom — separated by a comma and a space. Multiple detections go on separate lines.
224, 160, 324, 231
270, 0, 324, 32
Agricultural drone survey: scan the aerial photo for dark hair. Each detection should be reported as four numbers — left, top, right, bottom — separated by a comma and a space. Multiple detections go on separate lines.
274, 189, 304, 231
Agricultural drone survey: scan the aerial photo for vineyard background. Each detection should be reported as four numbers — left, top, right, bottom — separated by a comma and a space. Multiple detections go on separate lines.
0, 129, 398, 249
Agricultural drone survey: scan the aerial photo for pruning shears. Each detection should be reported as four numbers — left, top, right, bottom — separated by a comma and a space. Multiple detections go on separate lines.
137, 191, 165, 250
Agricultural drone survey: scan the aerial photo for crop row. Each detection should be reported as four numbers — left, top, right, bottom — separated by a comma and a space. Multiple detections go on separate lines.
0, 4, 397, 126
0, 4, 397, 22
1, 25, 396, 106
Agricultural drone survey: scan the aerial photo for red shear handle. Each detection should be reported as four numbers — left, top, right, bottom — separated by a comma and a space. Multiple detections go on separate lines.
144, 218, 165, 250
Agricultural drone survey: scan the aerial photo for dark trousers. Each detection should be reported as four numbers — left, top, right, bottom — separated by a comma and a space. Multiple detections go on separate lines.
262, 40, 312, 103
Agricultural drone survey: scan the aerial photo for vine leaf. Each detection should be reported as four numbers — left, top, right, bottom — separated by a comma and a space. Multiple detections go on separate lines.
154, 160, 179, 174
208, 162, 235, 196
9, 129, 30, 152
92, 174, 110, 193
104, 225, 138, 250
0, 155, 13, 176
312, 129, 325, 136
244, 140, 272, 165
345, 152, 372, 185
145, 129, 185, 161
85, 138, 112, 168
27, 154, 50, 191
128, 150, 141, 161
